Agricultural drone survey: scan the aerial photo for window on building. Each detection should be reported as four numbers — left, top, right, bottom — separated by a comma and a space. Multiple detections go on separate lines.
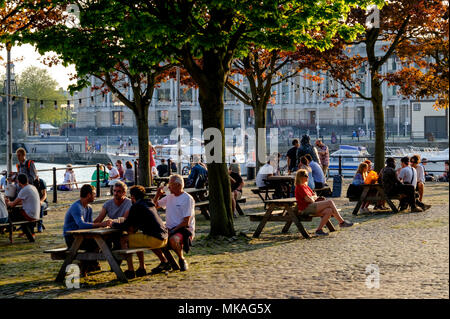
224, 88, 235, 103
245, 109, 254, 126
282, 79, 290, 104
355, 106, 365, 124
224, 109, 232, 126
413, 103, 421, 111
112, 111, 124, 126
158, 110, 169, 126
181, 110, 190, 126
180, 88, 192, 102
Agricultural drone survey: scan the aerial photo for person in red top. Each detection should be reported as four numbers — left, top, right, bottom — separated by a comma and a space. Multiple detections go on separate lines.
294, 169, 353, 236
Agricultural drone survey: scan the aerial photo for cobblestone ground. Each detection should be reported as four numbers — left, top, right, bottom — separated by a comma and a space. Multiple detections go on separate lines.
60, 190, 449, 299
1, 183, 447, 299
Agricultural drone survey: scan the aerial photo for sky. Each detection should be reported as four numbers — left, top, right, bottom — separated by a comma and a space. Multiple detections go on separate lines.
1, 43, 76, 90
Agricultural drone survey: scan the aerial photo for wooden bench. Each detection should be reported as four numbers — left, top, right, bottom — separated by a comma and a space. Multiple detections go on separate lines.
349, 184, 402, 215
247, 198, 337, 239
251, 188, 275, 209
235, 197, 246, 216
0, 219, 42, 243
44, 246, 180, 272
195, 200, 210, 220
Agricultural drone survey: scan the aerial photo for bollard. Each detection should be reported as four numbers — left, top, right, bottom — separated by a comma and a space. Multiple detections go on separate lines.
134, 160, 138, 184
338, 156, 342, 176
53, 167, 57, 203
96, 163, 100, 197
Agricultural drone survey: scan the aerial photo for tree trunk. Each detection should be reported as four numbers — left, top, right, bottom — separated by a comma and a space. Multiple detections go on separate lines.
254, 103, 267, 172
198, 75, 235, 238
371, 75, 385, 173
134, 105, 150, 187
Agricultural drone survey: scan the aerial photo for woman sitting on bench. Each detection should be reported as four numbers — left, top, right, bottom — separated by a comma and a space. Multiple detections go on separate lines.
295, 169, 353, 236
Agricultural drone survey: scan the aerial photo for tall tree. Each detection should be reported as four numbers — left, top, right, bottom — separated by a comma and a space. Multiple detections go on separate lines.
305, 0, 447, 172
385, 5, 449, 109
123, 0, 379, 237
19, 0, 176, 187
17, 66, 66, 134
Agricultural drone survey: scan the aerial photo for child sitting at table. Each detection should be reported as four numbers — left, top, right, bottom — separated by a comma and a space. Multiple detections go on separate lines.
295, 169, 353, 236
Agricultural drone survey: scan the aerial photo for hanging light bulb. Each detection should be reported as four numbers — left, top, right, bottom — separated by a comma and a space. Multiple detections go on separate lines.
54, 101, 58, 110
79, 98, 82, 106
67, 100, 71, 108
26, 98, 30, 108
40, 100, 44, 109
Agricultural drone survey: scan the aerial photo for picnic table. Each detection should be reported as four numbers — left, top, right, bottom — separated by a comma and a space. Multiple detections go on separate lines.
350, 183, 399, 215
264, 175, 295, 198
248, 197, 336, 239
49, 227, 179, 283
53, 228, 128, 282
0, 205, 38, 243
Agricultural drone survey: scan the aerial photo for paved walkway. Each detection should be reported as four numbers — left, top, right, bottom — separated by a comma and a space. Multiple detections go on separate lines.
62, 203, 449, 299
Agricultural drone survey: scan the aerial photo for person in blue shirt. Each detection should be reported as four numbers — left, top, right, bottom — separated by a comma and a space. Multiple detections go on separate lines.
0, 170, 7, 190
305, 154, 326, 189
63, 184, 112, 251
186, 159, 208, 188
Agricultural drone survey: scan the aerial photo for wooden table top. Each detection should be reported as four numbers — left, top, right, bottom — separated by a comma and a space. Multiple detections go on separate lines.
265, 175, 295, 182
264, 197, 297, 205
66, 228, 120, 236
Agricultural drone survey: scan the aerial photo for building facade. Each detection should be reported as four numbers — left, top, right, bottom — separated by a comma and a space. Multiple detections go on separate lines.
75, 44, 449, 139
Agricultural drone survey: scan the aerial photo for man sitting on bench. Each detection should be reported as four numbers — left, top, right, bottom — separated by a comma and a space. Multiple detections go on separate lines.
378, 157, 422, 213
5, 173, 41, 239
113, 185, 168, 279
63, 185, 112, 274
154, 174, 195, 272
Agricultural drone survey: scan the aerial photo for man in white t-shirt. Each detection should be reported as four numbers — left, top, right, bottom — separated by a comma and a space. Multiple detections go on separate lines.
106, 162, 120, 194
153, 174, 195, 271
255, 160, 274, 188
5, 173, 41, 238
398, 157, 417, 188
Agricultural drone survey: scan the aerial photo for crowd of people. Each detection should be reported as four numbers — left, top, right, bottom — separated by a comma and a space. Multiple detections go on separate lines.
0, 138, 447, 278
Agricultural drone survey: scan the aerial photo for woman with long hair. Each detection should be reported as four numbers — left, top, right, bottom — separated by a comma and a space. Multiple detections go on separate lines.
295, 169, 353, 236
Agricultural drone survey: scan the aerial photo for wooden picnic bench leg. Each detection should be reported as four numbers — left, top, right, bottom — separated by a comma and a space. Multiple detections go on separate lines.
8, 220, 13, 244
286, 208, 310, 239
55, 236, 84, 283
161, 246, 180, 271
94, 236, 128, 283
377, 188, 399, 213
253, 205, 275, 238
235, 202, 244, 216
352, 187, 370, 215
326, 220, 336, 232
22, 222, 35, 242
281, 221, 292, 233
